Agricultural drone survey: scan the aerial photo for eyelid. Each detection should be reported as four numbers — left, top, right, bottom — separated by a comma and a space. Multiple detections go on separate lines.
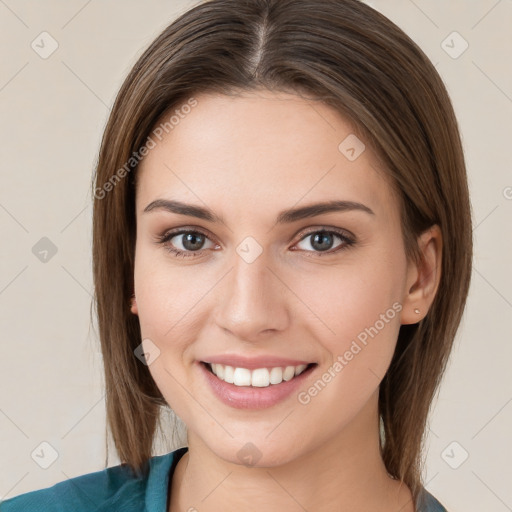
156, 226, 218, 246
295, 225, 355, 242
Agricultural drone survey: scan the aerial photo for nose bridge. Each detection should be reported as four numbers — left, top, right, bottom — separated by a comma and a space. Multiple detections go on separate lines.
214, 244, 288, 340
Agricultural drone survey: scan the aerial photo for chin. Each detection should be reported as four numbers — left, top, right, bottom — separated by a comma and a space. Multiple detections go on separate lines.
200, 430, 310, 469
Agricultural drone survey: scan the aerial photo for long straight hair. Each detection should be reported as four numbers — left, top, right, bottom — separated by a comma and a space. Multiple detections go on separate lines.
92, 0, 473, 506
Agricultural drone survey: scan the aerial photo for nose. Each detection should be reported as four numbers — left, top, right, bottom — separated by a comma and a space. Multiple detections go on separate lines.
214, 250, 290, 343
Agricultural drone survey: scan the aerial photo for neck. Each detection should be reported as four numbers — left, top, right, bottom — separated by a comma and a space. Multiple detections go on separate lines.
169, 390, 415, 512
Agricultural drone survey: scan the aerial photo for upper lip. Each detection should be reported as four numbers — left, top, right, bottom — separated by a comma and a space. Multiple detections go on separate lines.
201, 355, 315, 370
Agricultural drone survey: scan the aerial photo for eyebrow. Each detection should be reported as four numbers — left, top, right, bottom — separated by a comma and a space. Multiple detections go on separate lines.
143, 199, 375, 224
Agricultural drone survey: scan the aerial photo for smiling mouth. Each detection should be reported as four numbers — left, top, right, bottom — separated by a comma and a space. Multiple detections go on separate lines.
201, 361, 317, 388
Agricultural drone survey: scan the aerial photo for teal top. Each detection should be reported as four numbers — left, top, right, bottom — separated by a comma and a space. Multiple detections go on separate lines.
0, 446, 447, 511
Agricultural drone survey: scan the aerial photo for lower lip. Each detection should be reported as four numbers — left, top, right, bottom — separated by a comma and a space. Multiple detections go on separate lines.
198, 361, 316, 409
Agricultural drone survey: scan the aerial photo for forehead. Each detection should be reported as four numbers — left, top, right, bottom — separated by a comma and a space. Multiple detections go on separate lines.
136, 90, 399, 221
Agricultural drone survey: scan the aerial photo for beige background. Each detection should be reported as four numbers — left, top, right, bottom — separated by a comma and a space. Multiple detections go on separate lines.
0, 1, 511, 510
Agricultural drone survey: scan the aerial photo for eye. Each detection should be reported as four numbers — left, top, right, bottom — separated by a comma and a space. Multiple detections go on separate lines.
156, 229, 218, 258
156, 227, 356, 259
293, 228, 355, 256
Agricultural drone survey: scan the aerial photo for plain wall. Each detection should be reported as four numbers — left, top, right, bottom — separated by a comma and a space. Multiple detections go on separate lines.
0, 1, 511, 510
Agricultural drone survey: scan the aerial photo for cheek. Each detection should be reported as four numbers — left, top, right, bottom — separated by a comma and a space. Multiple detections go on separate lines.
132, 255, 204, 416
290, 252, 405, 391
293, 256, 404, 343
290, 273, 402, 429
132, 248, 190, 363
133, 241, 203, 330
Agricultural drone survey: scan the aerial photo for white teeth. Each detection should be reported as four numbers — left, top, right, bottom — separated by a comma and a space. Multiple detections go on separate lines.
208, 362, 311, 387
224, 365, 234, 384
233, 367, 252, 386
294, 364, 307, 376
283, 366, 296, 381
251, 368, 270, 387
269, 367, 283, 384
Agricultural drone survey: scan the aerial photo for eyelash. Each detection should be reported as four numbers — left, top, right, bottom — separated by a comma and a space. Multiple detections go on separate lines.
155, 226, 356, 259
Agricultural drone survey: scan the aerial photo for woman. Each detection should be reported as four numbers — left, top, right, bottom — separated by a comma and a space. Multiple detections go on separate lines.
1, 0, 472, 510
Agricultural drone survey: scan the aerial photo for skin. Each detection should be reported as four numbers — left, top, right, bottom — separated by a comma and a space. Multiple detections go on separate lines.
130, 89, 442, 512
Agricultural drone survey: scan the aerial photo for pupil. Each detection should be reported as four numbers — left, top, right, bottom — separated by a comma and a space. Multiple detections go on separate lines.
312, 232, 333, 251
183, 233, 204, 250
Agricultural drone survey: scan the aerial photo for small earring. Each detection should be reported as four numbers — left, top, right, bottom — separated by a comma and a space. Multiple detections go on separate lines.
414, 308, 420, 314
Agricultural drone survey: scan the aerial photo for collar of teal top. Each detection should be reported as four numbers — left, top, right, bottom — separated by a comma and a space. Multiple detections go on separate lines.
144, 446, 189, 512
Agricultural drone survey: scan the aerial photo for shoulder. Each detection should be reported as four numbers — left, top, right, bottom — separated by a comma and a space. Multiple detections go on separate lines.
418, 488, 449, 512
0, 447, 188, 512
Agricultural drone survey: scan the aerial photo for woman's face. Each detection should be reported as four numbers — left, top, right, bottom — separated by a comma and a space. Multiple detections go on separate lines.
132, 89, 418, 466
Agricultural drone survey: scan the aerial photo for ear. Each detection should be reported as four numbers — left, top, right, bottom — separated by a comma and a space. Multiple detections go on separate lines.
130, 294, 138, 315
400, 224, 442, 325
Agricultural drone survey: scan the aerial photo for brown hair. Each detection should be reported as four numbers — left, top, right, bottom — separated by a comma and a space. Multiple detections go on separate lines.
91, 0, 473, 506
